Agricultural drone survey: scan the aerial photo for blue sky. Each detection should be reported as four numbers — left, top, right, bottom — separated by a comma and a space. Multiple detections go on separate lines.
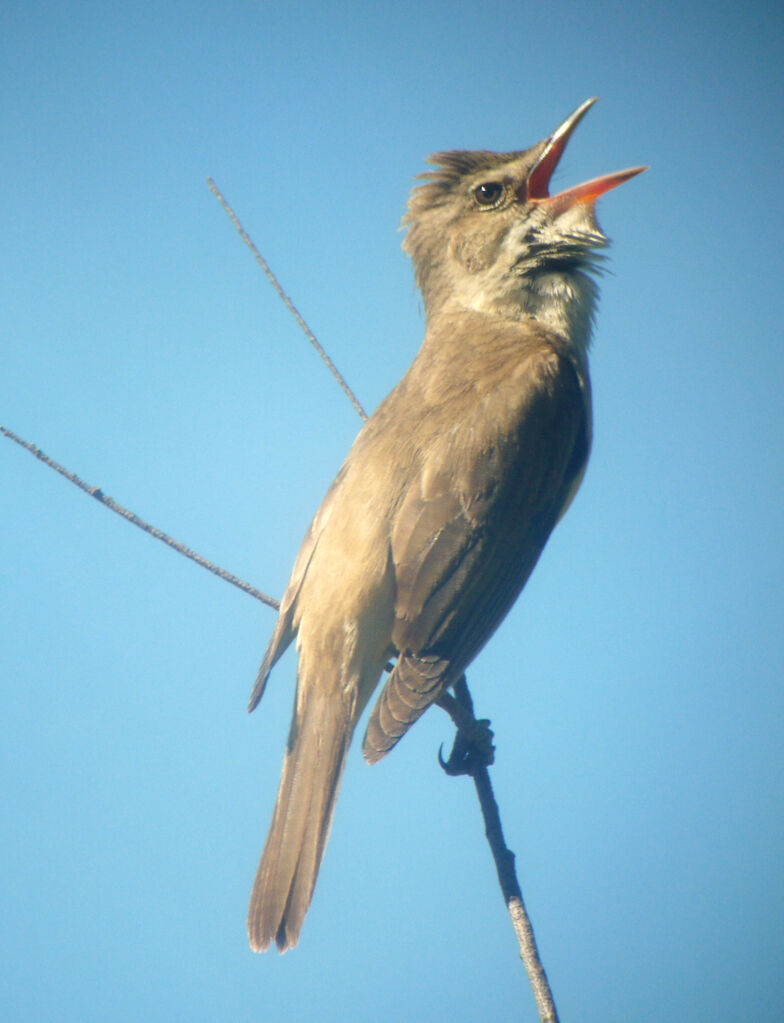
2, 1, 783, 1020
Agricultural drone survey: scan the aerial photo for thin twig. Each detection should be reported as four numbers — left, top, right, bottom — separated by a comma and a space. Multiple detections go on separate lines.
207, 177, 368, 423
0, 423, 279, 611
438, 677, 559, 1023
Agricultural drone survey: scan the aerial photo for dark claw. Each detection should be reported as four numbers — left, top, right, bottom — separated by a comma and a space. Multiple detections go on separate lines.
438, 717, 496, 776
436, 678, 495, 775
438, 741, 473, 776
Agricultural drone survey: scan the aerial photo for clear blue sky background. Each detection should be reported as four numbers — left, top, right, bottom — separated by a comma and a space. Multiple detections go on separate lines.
2, 2, 783, 1020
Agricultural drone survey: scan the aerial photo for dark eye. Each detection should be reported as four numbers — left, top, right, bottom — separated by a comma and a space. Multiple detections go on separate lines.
473, 181, 505, 207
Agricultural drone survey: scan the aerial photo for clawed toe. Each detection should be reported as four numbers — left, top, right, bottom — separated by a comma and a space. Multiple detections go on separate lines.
438, 716, 495, 776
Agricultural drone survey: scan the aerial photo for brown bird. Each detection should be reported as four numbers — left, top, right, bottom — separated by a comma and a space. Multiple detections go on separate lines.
247, 98, 645, 952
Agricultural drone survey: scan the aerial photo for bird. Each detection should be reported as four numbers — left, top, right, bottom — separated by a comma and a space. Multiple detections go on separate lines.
246, 97, 645, 952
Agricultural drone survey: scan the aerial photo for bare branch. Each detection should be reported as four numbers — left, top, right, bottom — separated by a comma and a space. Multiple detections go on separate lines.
438, 676, 560, 1023
0, 423, 279, 611
207, 177, 368, 423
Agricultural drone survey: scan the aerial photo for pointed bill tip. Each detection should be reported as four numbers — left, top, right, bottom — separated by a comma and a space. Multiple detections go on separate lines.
542, 164, 647, 215
560, 96, 599, 129
528, 97, 600, 200
528, 96, 647, 207
564, 162, 648, 201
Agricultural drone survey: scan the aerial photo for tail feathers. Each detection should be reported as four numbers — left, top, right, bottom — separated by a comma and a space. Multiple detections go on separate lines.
363, 653, 448, 764
248, 694, 352, 952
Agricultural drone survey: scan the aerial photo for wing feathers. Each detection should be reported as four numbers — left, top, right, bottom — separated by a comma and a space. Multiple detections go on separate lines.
363, 654, 449, 763
365, 341, 588, 759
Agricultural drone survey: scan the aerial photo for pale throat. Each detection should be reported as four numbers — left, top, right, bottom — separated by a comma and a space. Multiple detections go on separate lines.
517, 268, 597, 357
455, 264, 598, 362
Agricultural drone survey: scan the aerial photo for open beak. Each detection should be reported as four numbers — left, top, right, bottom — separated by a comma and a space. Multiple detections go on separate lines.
527, 98, 647, 214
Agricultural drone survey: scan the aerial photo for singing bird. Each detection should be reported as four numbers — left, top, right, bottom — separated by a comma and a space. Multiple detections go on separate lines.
247, 98, 645, 952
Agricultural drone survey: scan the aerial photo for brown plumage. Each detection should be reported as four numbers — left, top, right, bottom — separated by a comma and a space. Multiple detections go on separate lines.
246, 98, 645, 952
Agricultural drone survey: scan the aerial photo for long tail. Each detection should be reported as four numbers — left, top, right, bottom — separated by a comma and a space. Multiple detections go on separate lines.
248, 689, 353, 952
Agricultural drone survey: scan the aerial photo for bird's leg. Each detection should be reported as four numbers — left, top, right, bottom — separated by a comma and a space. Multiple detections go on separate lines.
437, 674, 495, 775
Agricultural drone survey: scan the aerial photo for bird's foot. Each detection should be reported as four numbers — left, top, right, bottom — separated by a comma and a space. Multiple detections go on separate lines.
436, 685, 495, 776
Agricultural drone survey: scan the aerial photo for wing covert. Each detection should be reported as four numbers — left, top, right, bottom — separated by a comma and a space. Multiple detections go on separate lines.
363, 344, 588, 760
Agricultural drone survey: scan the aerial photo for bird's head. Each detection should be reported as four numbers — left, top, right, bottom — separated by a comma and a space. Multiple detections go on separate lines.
403, 98, 646, 347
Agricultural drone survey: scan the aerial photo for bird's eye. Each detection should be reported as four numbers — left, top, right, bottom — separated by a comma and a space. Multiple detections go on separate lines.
473, 181, 505, 207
